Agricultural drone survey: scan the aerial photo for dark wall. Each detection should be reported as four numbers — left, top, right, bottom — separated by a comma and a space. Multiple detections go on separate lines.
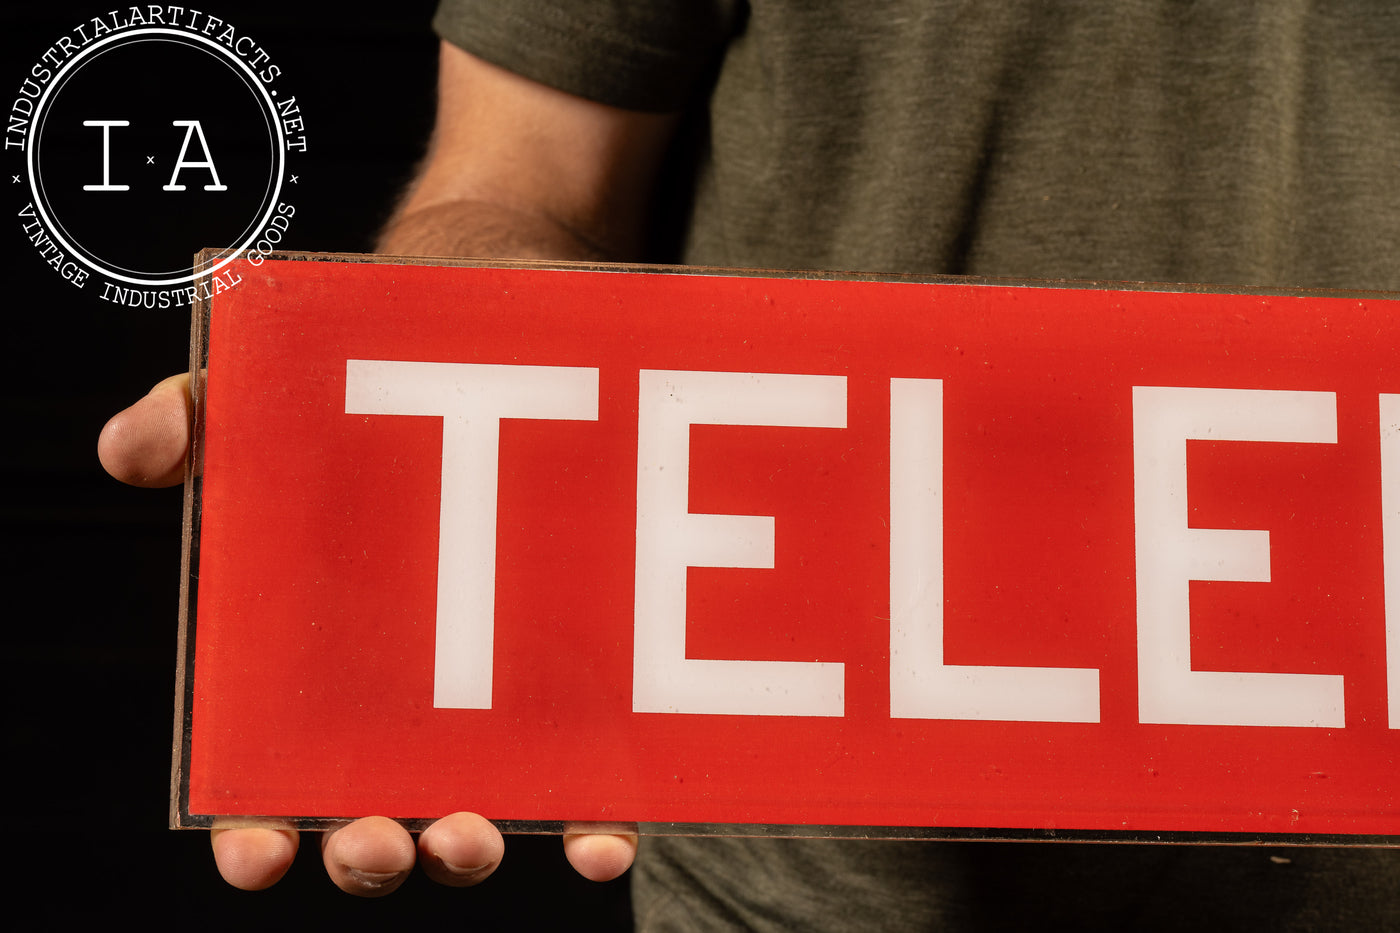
4, 5, 632, 927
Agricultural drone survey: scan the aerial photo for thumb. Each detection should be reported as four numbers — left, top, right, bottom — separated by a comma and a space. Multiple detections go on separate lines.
97, 373, 193, 487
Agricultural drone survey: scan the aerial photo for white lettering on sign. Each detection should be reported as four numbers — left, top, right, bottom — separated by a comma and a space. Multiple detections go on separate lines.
1133, 386, 1345, 727
1382, 394, 1399, 729
346, 360, 1396, 728
889, 378, 1101, 722
633, 370, 848, 716
345, 360, 599, 709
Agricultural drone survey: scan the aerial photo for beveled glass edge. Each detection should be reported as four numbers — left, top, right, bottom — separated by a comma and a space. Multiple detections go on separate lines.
210, 249, 1400, 301
171, 249, 226, 829
169, 249, 1399, 846
177, 816, 1398, 848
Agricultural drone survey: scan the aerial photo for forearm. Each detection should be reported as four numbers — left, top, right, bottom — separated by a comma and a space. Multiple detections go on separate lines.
376, 198, 621, 262
374, 42, 676, 266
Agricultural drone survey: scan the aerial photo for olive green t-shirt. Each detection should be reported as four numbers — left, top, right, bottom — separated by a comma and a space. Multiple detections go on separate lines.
434, 2, 1399, 929
435, 0, 1398, 291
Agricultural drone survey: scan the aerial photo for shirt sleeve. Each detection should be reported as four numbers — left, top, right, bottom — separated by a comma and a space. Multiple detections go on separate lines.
432, 0, 739, 112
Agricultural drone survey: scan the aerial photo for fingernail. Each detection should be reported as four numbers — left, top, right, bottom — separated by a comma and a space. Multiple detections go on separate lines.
344, 868, 405, 891
439, 859, 492, 880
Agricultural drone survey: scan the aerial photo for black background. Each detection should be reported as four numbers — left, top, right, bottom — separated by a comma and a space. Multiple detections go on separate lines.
5, 4, 632, 927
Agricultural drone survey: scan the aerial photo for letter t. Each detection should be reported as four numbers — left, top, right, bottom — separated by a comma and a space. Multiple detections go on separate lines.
346, 360, 599, 709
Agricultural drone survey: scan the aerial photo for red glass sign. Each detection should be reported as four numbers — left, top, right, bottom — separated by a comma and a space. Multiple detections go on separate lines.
176, 255, 1399, 841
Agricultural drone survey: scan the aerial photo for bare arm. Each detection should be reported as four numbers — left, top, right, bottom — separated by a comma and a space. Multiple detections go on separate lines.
100, 39, 679, 896
378, 40, 677, 261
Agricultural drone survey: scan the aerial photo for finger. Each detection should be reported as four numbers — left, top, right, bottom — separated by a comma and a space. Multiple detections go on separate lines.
97, 373, 192, 487
320, 816, 416, 897
417, 812, 505, 886
562, 830, 638, 882
211, 827, 300, 891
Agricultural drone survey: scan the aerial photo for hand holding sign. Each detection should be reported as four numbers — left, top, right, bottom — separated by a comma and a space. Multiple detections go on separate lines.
98, 373, 636, 894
